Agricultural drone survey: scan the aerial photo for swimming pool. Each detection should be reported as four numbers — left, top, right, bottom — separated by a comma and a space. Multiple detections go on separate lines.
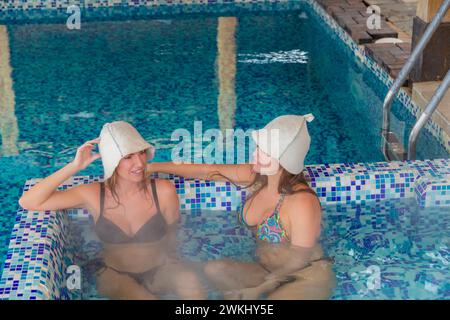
0, 0, 448, 298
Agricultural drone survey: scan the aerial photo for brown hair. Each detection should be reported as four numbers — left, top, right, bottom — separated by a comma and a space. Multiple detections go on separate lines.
208, 167, 322, 210
210, 167, 322, 216
104, 165, 151, 211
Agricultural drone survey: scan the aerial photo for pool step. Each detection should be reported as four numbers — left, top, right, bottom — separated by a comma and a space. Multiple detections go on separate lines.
381, 131, 407, 161
414, 173, 450, 208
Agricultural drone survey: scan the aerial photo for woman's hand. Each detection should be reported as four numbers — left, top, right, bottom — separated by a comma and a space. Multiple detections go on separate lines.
71, 138, 101, 171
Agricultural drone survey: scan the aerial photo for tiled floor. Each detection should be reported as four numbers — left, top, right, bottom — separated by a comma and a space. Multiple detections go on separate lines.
412, 81, 450, 138
316, 0, 399, 44
315, 0, 414, 88
316, 0, 412, 81
364, 0, 418, 35
364, 41, 411, 78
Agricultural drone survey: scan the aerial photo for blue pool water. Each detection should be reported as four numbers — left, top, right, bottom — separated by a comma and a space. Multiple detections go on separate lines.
322, 198, 449, 299
64, 196, 449, 300
0, 4, 448, 276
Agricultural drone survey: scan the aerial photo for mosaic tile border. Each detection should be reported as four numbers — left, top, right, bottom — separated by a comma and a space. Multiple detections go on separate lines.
414, 173, 450, 208
1, 158, 449, 299
0, 0, 293, 11
0, 0, 305, 23
0, 209, 70, 299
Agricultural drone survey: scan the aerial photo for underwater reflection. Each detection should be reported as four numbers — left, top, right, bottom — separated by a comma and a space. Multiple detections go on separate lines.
0, 25, 19, 156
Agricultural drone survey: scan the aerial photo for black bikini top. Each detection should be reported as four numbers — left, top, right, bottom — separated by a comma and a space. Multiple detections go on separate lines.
95, 179, 168, 244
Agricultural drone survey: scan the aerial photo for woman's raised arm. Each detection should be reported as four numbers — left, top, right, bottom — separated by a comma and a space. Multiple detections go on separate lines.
18, 138, 101, 211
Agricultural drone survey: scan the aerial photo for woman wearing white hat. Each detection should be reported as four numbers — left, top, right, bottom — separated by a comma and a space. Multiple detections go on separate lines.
148, 114, 336, 300
19, 121, 206, 300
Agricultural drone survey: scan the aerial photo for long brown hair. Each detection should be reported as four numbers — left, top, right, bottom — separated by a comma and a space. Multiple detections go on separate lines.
104, 165, 151, 211
208, 167, 322, 209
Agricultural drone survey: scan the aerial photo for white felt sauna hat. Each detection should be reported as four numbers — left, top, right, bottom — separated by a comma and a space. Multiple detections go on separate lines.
251, 113, 315, 174
98, 121, 155, 179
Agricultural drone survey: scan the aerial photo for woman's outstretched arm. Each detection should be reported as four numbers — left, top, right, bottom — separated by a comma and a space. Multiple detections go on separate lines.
148, 162, 255, 184
18, 138, 101, 211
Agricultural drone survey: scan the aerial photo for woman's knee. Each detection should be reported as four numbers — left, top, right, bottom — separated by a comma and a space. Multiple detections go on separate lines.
203, 260, 229, 279
176, 269, 201, 285
96, 268, 157, 300
174, 269, 206, 299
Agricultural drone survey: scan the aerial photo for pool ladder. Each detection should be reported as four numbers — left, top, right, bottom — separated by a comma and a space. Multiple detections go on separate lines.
381, 0, 450, 161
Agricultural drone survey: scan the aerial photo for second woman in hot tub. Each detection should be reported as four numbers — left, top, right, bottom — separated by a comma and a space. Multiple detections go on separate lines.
148, 114, 336, 300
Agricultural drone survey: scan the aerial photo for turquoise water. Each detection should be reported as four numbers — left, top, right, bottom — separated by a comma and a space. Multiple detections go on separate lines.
322, 198, 449, 299
64, 197, 449, 300
0, 4, 448, 275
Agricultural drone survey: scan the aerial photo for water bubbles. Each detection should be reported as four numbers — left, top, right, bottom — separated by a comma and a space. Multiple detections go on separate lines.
424, 281, 438, 294
298, 12, 308, 19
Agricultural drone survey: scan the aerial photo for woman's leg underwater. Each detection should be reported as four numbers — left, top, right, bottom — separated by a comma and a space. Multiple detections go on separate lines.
145, 260, 207, 300
96, 267, 158, 300
203, 259, 268, 294
266, 259, 336, 300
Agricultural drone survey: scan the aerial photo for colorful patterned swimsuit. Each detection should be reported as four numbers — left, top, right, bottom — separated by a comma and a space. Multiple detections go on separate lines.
238, 190, 334, 276
237, 193, 289, 244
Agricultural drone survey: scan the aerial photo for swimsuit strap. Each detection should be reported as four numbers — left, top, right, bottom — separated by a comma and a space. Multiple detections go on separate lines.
99, 181, 105, 216
276, 186, 319, 210
262, 192, 286, 223
238, 192, 286, 228
99, 180, 161, 215
150, 179, 161, 213
273, 193, 286, 215
237, 202, 250, 227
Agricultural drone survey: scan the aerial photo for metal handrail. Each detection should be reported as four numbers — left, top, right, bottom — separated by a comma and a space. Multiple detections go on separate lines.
381, 0, 450, 160
408, 69, 450, 160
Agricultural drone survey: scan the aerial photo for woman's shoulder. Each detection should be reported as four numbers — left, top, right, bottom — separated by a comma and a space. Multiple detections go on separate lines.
72, 182, 102, 219
284, 185, 322, 216
286, 184, 319, 200
153, 178, 177, 198
152, 178, 180, 223
74, 182, 102, 209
